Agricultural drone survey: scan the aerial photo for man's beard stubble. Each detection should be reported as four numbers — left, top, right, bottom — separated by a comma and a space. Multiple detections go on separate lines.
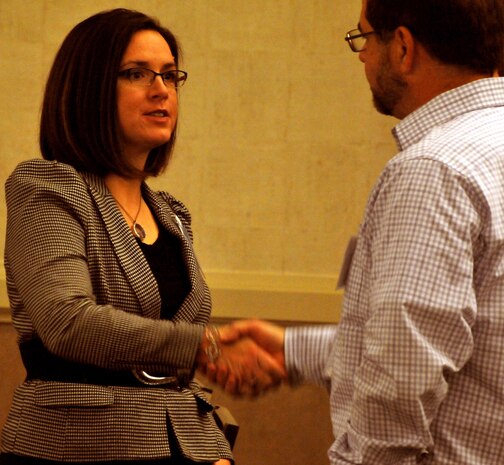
371, 53, 408, 117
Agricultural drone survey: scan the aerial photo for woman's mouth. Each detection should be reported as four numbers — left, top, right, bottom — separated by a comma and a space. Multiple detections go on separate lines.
145, 109, 169, 117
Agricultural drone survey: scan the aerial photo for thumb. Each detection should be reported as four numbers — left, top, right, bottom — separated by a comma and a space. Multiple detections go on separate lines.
217, 324, 243, 344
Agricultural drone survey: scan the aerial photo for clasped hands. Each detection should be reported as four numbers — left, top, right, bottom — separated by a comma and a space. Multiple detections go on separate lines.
198, 320, 286, 397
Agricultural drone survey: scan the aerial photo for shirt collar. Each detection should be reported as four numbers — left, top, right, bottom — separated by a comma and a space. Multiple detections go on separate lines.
392, 77, 504, 151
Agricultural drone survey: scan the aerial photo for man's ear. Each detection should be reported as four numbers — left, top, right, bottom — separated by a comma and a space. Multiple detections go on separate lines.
392, 26, 416, 74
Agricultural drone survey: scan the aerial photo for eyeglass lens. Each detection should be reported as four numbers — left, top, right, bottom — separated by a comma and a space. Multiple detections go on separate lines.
345, 29, 367, 52
350, 34, 368, 52
126, 68, 187, 87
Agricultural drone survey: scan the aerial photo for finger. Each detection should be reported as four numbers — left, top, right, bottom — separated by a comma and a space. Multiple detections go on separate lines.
237, 378, 256, 397
218, 324, 241, 344
224, 371, 241, 397
256, 348, 288, 380
204, 362, 218, 383
215, 358, 231, 387
237, 357, 279, 395
229, 319, 256, 336
248, 368, 282, 393
240, 371, 275, 398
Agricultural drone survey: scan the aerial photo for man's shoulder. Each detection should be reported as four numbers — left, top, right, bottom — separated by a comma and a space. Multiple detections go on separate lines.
394, 105, 504, 177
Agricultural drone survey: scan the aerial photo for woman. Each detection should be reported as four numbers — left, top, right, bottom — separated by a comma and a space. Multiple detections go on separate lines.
0, 8, 283, 465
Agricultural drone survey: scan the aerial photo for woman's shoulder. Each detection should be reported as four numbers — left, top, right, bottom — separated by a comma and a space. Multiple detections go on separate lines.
9, 158, 81, 178
6, 159, 92, 207
7, 159, 86, 190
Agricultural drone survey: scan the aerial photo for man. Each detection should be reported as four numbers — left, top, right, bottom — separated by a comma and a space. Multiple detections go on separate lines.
214, 0, 504, 463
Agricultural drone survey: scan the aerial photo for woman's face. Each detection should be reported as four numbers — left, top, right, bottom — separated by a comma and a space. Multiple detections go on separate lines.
116, 29, 178, 168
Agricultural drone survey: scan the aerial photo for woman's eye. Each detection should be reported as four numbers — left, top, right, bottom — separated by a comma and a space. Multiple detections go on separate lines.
163, 72, 176, 82
129, 69, 145, 80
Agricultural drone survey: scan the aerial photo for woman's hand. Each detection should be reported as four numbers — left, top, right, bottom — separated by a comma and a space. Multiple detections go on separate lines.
197, 324, 287, 397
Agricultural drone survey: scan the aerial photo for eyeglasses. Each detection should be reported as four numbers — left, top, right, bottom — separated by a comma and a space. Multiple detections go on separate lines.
118, 67, 188, 88
344, 29, 377, 52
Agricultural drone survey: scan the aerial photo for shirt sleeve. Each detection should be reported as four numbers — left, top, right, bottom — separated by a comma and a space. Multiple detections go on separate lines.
285, 325, 338, 389
343, 158, 480, 464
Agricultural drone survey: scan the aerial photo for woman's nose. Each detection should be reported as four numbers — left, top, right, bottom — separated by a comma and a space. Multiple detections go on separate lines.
149, 75, 170, 99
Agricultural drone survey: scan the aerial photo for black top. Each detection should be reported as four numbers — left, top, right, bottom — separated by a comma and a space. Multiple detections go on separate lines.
137, 225, 191, 320
21, 226, 192, 387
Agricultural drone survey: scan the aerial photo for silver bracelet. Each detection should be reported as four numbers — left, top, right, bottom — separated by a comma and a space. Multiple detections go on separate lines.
205, 325, 221, 363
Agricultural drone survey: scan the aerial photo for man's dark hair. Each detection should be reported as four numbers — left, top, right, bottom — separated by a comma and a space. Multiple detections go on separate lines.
366, 0, 504, 75
40, 8, 181, 177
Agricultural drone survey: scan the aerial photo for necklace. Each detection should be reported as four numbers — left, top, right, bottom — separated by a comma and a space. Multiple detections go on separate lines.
113, 196, 147, 242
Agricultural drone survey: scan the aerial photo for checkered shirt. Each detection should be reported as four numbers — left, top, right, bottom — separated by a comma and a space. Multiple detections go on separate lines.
286, 78, 504, 465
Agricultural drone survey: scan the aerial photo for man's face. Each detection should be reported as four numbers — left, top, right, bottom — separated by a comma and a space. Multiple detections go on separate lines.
358, 0, 407, 117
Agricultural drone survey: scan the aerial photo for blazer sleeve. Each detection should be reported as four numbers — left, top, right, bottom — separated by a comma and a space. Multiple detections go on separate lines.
5, 160, 204, 372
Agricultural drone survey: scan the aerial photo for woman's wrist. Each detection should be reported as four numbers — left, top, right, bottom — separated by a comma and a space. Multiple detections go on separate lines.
196, 325, 222, 366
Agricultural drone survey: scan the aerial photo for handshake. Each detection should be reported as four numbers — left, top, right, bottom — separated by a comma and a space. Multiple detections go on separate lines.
197, 320, 287, 397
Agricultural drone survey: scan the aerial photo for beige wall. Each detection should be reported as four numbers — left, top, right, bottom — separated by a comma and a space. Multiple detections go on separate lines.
0, 0, 396, 319
0, 3, 399, 462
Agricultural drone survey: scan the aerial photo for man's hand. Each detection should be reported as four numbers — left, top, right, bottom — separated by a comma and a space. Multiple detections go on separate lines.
197, 321, 287, 396
221, 319, 286, 370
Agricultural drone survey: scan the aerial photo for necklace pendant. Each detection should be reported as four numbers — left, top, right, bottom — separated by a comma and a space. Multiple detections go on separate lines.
132, 222, 146, 241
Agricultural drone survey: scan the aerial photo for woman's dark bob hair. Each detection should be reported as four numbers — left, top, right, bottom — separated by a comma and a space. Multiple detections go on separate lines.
40, 9, 181, 178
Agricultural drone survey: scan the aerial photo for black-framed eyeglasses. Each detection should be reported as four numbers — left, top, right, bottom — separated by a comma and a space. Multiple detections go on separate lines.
118, 67, 188, 88
344, 29, 377, 52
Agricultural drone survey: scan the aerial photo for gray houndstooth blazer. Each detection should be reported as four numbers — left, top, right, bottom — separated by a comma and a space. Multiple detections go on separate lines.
1, 159, 232, 462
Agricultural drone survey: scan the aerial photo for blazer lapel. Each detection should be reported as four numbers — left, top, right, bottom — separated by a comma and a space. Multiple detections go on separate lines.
143, 185, 206, 323
81, 173, 161, 320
